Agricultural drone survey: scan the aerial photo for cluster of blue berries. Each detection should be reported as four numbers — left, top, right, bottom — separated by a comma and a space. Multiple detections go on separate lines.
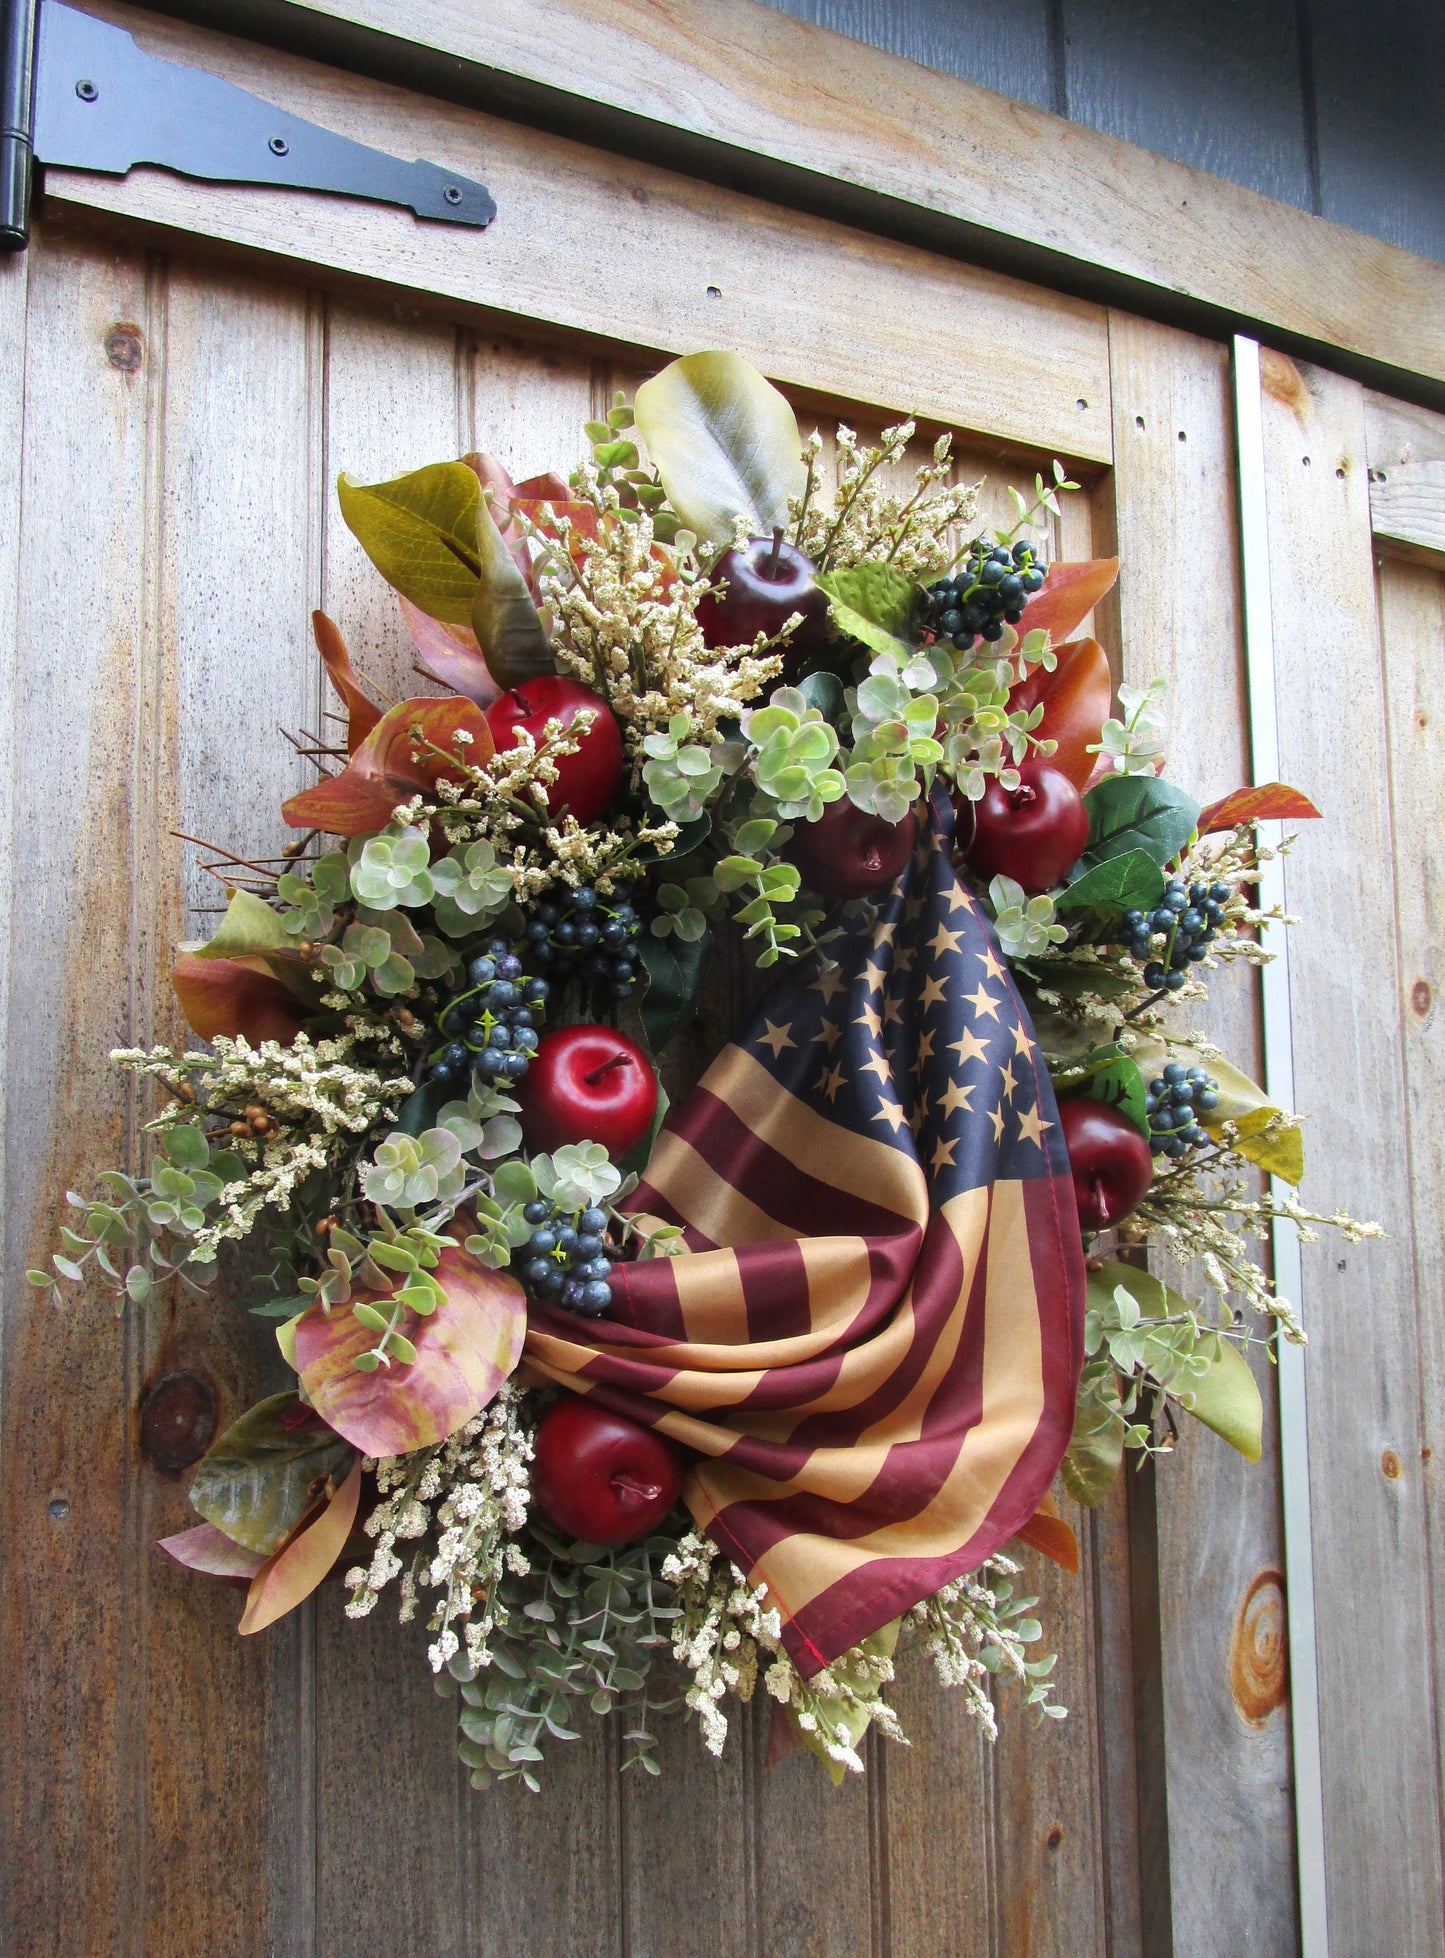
924, 539, 1047, 647
516, 1200, 616, 1317
523, 883, 641, 999
1146, 1062, 1220, 1158
428, 942, 549, 1087
1121, 879, 1231, 992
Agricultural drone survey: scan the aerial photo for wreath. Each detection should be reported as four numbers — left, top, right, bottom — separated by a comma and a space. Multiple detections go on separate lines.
36, 352, 1377, 1789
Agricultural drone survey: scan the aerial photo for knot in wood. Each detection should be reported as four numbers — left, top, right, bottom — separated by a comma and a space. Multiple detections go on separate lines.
103, 322, 144, 373
139, 1369, 218, 1475
1230, 1568, 1287, 1725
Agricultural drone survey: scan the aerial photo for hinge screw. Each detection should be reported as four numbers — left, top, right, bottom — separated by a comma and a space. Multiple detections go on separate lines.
75, 79, 98, 102
269, 135, 290, 156
443, 185, 462, 205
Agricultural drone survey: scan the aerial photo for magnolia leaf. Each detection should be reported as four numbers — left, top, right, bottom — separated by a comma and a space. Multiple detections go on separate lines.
1132, 1039, 1304, 1184
1089, 1260, 1263, 1461
787, 1620, 900, 1787
276, 1311, 302, 1370
470, 491, 554, 688
1060, 1383, 1126, 1507
1196, 782, 1322, 833
1079, 774, 1200, 871
191, 888, 291, 962
188, 1392, 355, 1555
1019, 559, 1119, 647
313, 609, 382, 753
1057, 848, 1165, 915
639, 927, 714, 1052
634, 351, 804, 546
1006, 636, 1113, 789
817, 563, 915, 661
295, 1248, 527, 1455
157, 1520, 267, 1579
397, 596, 501, 707
238, 1460, 363, 1635
171, 952, 307, 1046
336, 461, 482, 625
281, 695, 494, 835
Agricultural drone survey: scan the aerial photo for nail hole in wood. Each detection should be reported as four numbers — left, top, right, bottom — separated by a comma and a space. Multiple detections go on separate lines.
706, 286, 722, 299
1135, 415, 1145, 430
1076, 397, 1088, 410
1411, 978, 1432, 1019
48, 1498, 70, 1521
1381, 1450, 1402, 1480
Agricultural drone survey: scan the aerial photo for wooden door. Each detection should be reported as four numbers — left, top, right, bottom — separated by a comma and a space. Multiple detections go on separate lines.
1, 6, 1439, 1954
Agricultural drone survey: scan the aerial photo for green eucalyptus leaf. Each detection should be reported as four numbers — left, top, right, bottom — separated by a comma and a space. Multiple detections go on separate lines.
188, 1392, 355, 1555
336, 462, 482, 625
633, 352, 804, 547
639, 927, 714, 1052
1057, 848, 1166, 914
1079, 776, 1200, 872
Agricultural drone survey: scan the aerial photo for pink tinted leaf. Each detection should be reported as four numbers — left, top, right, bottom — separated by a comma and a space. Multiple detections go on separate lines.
295, 1248, 527, 1456
281, 695, 494, 835
158, 1521, 266, 1580
398, 595, 501, 707
171, 952, 307, 1046
238, 1461, 363, 1635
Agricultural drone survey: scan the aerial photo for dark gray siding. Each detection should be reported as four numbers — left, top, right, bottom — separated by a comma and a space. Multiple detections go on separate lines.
763, 0, 1445, 265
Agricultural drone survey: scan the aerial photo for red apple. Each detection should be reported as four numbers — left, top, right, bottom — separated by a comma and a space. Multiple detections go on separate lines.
520, 1024, 658, 1158
485, 677, 624, 825
1057, 1098, 1155, 1232
532, 1397, 682, 1546
964, 760, 1089, 894
696, 533, 830, 668
788, 797, 918, 899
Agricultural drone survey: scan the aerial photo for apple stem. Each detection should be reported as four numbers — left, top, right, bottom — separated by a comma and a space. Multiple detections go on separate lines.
582, 1053, 632, 1087
765, 525, 785, 579
1090, 1177, 1112, 1225
612, 1472, 663, 1502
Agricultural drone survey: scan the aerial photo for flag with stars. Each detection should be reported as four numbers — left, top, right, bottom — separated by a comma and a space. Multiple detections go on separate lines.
524, 787, 1085, 1679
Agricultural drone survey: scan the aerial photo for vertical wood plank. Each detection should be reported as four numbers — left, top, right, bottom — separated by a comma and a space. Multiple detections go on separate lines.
155, 252, 327, 1958
1375, 556, 1445, 1873
1106, 314, 1297, 1956
311, 292, 469, 1958
0, 217, 156, 1958
1261, 354, 1445, 1952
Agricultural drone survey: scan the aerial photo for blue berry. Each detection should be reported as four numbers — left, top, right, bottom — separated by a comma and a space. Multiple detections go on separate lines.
523, 1200, 550, 1225
580, 1281, 613, 1315
580, 1207, 608, 1234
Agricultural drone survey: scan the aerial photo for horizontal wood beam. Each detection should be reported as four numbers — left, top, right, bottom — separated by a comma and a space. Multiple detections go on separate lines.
1366, 394, 1445, 561
144, 0, 1445, 411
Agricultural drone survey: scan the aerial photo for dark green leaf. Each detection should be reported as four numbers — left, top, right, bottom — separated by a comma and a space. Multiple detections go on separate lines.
632, 812, 712, 867
1083, 1057, 1150, 1137
189, 1392, 355, 1555
1057, 848, 1165, 914
795, 669, 846, 727
1079, 776, 1201, 871
395, 1076, 452, 1139
639, 928, 714, 1052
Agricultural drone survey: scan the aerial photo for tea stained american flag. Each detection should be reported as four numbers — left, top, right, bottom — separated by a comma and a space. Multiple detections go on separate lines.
524, 789, 1085, 1677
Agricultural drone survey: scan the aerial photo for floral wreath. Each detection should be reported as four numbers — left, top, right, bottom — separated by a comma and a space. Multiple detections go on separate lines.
36, 352, 1376, 1789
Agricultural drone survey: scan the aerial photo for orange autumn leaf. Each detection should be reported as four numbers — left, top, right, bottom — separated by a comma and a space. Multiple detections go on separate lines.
1022, 558, 1119, 646
295, 1248, 527, 1457
312, 610, 382, 753
281, 695, 493, 836
1008, 636, 1114, 789
171, 951, 307, 1046
1197, 783, 1322, 833
1015, 1500, 1080, 1574
238, 1460, 362, 1635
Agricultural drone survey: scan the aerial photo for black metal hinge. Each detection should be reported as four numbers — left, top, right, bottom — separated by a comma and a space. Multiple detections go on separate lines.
1, 0, 495, 251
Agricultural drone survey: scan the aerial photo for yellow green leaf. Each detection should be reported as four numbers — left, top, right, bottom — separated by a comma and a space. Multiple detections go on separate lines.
1132, 1040, 1304, 1185
190, 888, 291, 961
336, 462, 482, 625
634, 351, 804, 547
470, 490, 553, 687
1060, 1383, 1125, 1507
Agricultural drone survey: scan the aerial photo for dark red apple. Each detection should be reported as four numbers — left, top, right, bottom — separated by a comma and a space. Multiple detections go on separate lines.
788, 797, 918, 899
1057, 1098, 1155, 1233
485, 677, 624, 825
520, 1024, 658, 1158
696, 532, 829, 667
532, 1397, 682, 1546
964, 760, 1089, 894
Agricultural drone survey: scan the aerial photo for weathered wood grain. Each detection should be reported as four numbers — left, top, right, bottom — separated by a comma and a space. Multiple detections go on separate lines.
1374, 558, 1445, 1907
1363, 392, 1445, 563
145, 0, 1445, 398
1260, 353, 1445, 1953
1105, 315, 1296, 1956
53, 2, 1115, 469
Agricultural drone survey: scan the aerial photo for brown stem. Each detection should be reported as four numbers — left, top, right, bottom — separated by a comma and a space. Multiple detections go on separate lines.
765, 525, 785, 578
582, 1053, 631, 1087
